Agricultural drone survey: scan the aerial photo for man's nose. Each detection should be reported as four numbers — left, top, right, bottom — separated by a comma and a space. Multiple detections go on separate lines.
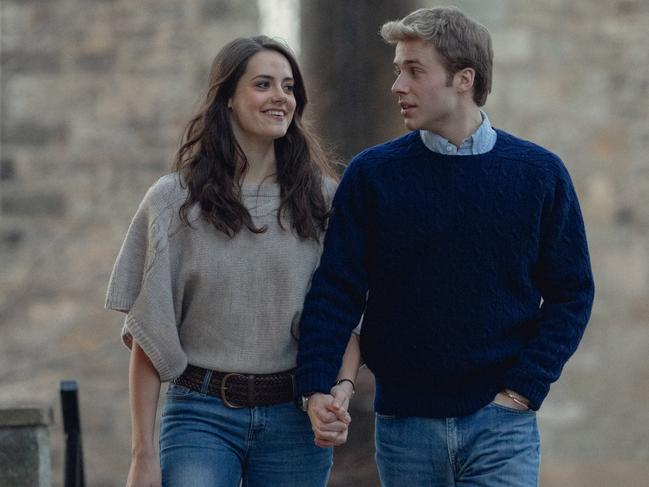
391, 74, 408, 96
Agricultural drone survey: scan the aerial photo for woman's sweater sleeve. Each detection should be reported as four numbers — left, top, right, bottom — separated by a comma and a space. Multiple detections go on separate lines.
105, 182, 187, 382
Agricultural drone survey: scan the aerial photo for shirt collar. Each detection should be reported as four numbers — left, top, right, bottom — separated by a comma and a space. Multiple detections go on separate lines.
419, 111, 497, 156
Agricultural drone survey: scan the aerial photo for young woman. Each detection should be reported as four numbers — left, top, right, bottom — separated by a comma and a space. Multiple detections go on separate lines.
106, 36, 360, 487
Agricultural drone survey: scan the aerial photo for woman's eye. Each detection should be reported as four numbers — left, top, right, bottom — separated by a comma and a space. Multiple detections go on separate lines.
257, 81, 270, 89
284, 85, 294, 93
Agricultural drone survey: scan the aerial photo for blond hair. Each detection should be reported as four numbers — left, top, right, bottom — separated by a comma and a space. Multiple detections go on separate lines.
381, 7, 493, 106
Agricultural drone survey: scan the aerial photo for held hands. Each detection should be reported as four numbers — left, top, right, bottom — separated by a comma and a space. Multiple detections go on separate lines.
307, 382, 354, 448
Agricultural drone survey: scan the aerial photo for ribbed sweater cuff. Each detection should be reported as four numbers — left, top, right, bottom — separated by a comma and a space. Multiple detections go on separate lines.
105, 294, 134, 313
374, 377, 500, 418
502, 369, 550, 410
294, 368, 337, 397
125, 315, 187, 382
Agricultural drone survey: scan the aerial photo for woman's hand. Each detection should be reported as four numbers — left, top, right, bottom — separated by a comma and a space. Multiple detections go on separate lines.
126, 452, 161, 487
330, 380, 354, 412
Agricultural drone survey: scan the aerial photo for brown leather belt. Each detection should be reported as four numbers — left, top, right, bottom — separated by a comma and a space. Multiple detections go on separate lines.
172, 364, 294, 408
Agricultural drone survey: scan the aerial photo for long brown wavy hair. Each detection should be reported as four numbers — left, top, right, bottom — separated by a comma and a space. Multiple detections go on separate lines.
172, 36, 337, 241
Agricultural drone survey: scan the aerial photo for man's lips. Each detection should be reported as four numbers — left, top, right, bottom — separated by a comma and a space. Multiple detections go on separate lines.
399, 102, 416, 115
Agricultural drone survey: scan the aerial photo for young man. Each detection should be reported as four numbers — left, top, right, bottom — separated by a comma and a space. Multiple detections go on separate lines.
296, 6, 595, 486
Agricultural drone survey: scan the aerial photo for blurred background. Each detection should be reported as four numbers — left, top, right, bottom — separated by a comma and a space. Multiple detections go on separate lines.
1, 0, 648, 485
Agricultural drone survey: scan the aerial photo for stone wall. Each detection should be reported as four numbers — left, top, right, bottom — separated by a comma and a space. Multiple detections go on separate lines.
0, 1, 259, 485
1, 1, 648, 486
460, 2, 649, 483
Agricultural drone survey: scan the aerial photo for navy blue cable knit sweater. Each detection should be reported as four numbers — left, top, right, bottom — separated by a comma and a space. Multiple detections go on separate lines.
296, 129, 594, 417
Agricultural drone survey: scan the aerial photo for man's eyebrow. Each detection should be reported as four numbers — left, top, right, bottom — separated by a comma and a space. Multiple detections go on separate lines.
393, 59, 425, 67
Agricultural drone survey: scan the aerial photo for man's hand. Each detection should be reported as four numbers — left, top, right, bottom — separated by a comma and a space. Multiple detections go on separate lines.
307, 393, 351, 448
494, 389, 531, 410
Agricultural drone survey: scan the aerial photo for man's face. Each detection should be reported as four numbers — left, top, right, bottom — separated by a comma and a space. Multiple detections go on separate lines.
391, 39, 459, 132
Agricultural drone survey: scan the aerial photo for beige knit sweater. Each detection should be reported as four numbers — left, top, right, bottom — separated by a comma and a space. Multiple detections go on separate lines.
105, 173, 337, 381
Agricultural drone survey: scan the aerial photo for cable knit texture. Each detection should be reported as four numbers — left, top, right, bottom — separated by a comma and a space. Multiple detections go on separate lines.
106, 173, 336, 381
296, 129, 595, 417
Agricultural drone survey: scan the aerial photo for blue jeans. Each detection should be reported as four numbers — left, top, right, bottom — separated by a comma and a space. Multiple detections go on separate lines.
159, 383, 332, 487
375, 401, 540, 487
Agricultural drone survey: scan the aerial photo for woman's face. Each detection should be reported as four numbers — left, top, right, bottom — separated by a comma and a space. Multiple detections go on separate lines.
228, 50, 297, 146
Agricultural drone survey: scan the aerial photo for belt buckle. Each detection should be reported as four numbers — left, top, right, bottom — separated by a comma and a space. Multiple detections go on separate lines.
220, 373, 246, 408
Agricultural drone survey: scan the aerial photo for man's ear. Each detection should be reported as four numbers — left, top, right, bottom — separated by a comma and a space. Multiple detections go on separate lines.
454, 67, 476, 95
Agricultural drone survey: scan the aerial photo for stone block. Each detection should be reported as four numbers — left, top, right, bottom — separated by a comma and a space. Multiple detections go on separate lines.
201, 0, 258, 21
1, 193, 66, 217
75, 50, 117, 73
492, 28, 533, 64
0, 159, 15, 180
1, 122, 67, 147
1, 50, 62, 74
0, 406, 52, 487
1, 228, 24, 248
0, 407, 53, 428
5, 76, 69, 124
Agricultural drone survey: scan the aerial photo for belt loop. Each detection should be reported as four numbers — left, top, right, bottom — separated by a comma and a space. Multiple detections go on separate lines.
201, 369, 214, 395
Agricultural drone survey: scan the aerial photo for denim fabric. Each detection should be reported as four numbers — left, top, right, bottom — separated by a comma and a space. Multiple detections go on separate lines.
375, 401, 540, 487
160, 383, 332, 487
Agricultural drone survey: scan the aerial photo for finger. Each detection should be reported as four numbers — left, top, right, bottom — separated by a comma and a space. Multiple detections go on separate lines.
325, 401, 349, 416
312, 415, 339, 429
330, 397, 342, 410
321, 431, 348, 447
308, 394, 334, 411
313, 425, 347, 440
315, 408, 338, 423
332, 432, 349, 446
314, 420, 348, 433
314, 437, 335, 448
314, 427, 347, 442
330, 389, 347, 405
327, 405, 351, 424
318, 409, 348, 426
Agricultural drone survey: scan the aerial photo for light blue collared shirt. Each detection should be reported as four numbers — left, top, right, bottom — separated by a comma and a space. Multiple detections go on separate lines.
420, 111, 497, 156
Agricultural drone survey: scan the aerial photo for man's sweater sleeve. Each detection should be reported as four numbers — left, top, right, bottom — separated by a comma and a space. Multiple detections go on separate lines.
295, 159, 370, 395
504, 166, 595, 409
